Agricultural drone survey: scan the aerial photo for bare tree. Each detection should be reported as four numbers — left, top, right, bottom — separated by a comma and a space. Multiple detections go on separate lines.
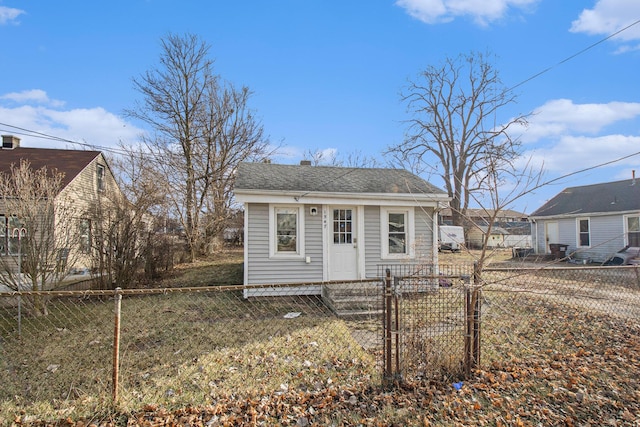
197, 81, 272, 253
303, 148, 381, 168
126, 33, 212, 262
0, 161, 81, 316
90, 147, 169, 289
388, 51, 529, 226
126, 33, 271, 259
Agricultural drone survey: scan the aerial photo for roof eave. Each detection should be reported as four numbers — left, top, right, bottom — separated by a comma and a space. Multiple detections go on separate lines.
235, 189, 450, 206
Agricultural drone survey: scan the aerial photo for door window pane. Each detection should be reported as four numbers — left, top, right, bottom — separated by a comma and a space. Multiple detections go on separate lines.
333, 209, 353, 244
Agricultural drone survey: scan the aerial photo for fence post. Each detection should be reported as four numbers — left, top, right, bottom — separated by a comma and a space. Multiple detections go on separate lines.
464, 263, 482, 377
383, 269, 392, 385
464, 285, 472, 377
112, 287, 122, 403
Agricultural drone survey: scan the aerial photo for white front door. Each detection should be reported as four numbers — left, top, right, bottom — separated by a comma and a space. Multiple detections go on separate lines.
329, 207, 358, 280
545, 222, 559, 253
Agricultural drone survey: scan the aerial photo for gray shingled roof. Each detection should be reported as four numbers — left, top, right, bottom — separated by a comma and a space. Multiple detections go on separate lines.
530, 178, 640, 217
235, 162, 445, 195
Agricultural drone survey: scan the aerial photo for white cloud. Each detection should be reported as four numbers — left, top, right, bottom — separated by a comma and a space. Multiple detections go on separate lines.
0, 99, 146, 150
1, 89, 65, 107
395, 0, 539, 26
570, 0, 640, 42
0, 6, 25, 25
522, 134, 640, 172
514, 99, 640, 143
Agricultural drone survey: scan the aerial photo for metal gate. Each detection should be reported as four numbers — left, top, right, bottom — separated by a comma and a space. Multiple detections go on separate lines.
379, 264, 480, 384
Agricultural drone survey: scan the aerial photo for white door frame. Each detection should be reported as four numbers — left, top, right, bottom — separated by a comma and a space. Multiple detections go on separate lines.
324, 205, 364, 281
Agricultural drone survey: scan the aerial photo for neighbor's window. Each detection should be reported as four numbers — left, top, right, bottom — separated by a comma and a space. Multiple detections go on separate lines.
577, 218, 590, 247
0, 215, 5, 255
97, 164, 105, 192
381, 207, 414, 258
627, 216, 640, 247
79, 219, 91, 254
6, 216, 26, 255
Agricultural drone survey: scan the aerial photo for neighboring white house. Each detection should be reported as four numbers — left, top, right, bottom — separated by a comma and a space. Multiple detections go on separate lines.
234, 161, 450, 297
529, 176, 640, 263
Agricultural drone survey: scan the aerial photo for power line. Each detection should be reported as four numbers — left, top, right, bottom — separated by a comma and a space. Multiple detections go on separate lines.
509, 18, 640, 91
0, 122, 134, 157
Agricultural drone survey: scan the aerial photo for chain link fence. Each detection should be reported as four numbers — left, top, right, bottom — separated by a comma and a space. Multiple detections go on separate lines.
0, 283, 381, 422
1, 261, 640, 422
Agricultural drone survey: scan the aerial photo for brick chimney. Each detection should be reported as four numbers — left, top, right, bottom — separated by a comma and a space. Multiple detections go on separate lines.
1, 135, 20, 150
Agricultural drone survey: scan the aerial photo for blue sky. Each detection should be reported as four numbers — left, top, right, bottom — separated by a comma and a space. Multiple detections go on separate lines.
1, 0, 640, 214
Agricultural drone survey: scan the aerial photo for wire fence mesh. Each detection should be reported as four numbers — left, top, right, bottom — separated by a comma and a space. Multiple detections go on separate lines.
1, 261, 640, 422
0, 284, 381, 422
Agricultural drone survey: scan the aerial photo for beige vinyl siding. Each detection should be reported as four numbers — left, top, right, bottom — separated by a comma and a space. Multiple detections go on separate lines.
58, 154, 122, 270
246, 203, 323, 286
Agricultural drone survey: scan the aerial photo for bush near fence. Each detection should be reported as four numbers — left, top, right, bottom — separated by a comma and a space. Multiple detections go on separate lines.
1, 262, 640, 424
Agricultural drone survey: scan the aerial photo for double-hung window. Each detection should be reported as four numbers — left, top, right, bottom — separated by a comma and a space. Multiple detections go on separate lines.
577, 218, 590, 247
626, 215, 640, 247
270, 206, 304, 257
381, 207, 414, 258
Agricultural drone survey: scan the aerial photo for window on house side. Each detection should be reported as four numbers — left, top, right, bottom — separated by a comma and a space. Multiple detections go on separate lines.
276, 208, 298, 253
578, 218, 590, 247
627, 216, 640, 247
381, 207, 414, 258
7, 216, 26, 255
0, 215, 5, 255
97, 164, 105, 192
79, 219, 91, 254
388, 212, 407, 254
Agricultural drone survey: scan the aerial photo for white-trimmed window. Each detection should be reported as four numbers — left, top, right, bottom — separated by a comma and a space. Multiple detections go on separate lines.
97, 164, 105, 192
625, 215, 640, 247
270, 205, 305, 257
577, 218, 590, 247
381, 207, 414, 258
79, 219, 92, 254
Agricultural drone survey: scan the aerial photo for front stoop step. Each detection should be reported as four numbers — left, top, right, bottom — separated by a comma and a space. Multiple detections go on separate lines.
322, 282, 383, 319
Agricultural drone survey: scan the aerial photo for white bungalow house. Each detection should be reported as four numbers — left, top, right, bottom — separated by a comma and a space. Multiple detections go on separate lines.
234, 161, 450, 297
529, 176, 640, 263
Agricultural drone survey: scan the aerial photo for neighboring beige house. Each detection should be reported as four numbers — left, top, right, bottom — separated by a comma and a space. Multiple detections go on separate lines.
0, 135, 123, 275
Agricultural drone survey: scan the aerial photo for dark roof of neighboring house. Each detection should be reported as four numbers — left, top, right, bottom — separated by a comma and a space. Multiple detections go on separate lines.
0, 146, 101, 189
530, 178, 640, 217
235, 162, 446, 195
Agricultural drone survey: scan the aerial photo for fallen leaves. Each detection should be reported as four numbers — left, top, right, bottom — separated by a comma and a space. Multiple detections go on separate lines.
10, 303, 640, 426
